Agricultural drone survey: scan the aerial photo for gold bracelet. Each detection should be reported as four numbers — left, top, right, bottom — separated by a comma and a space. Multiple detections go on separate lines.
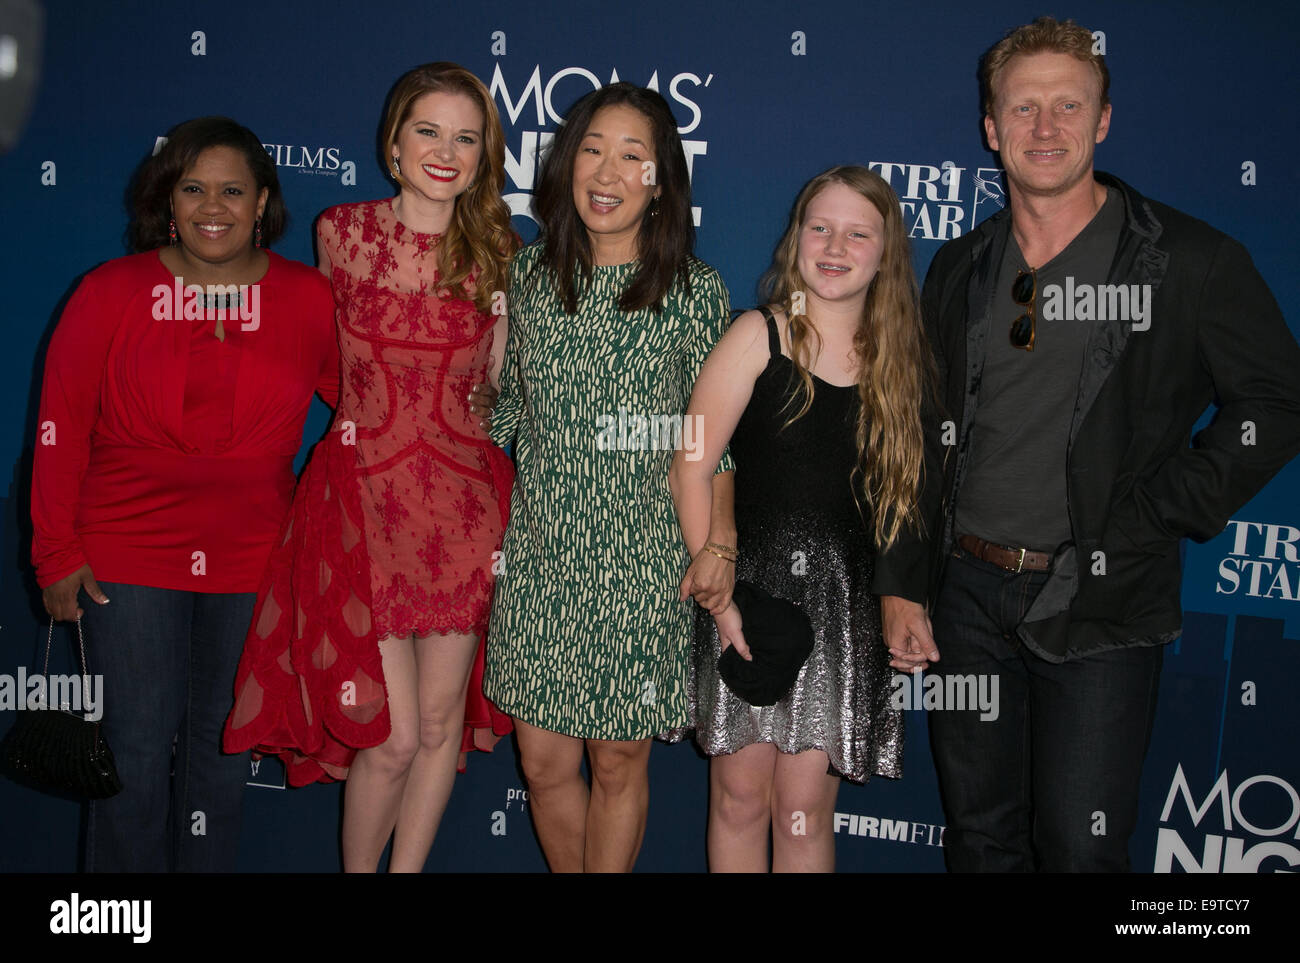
706, 541, 738, 557
703, 547, 736, 564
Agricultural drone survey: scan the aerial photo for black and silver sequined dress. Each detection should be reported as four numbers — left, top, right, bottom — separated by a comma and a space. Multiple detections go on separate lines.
683, 312, 902, 782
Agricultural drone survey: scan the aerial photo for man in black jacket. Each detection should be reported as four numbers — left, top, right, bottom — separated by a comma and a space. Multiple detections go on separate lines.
874, 17, 1300, 871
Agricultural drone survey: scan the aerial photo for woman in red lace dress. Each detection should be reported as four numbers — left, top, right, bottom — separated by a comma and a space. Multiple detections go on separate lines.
224, 63, 518, 872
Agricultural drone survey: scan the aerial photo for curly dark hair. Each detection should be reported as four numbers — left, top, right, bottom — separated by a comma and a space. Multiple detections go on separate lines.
129, 116, 286, 252
532, 82, 694, 314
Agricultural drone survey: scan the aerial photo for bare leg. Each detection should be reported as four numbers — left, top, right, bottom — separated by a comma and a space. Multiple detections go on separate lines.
514, 719, 587, 872
584, 738, 652, 873
341, 634, 419, 872
708, 742, 778, 872
770, 748, 840, 873
387, 630, 480, 872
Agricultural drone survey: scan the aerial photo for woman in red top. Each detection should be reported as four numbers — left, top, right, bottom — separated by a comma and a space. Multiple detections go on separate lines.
223, 63, 518, 872
32, 116, 340, 872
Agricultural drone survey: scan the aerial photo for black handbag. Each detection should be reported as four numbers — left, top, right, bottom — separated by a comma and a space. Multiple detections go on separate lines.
717, 580, 815, 707
1, 619, 122, 799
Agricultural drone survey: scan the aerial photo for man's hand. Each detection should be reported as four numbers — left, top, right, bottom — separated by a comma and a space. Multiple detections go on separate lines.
881, 594, 939, 671
468, 383, 498, 433
42, 564, 109, 622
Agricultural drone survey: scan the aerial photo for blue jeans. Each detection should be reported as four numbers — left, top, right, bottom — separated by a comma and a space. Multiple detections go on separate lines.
80, 581, 255, 872
928, 549, 1163, 872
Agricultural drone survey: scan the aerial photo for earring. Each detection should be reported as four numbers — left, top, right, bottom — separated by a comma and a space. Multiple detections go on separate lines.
168, 217, 178, 245
254, 217, 263, 249
649, 196, 661, 217
393, 156, 401, 177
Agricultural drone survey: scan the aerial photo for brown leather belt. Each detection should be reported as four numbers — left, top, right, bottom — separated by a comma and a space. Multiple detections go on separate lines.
957, 534, 1052, 573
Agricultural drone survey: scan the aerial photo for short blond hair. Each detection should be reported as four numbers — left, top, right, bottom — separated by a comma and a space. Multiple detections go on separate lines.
980, 16, 1109, 115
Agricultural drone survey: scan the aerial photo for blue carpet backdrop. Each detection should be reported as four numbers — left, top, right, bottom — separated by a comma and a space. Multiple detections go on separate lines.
1, 0, 1297, 872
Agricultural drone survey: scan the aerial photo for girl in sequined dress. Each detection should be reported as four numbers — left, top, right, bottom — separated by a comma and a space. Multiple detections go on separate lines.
668, 166, 938, 871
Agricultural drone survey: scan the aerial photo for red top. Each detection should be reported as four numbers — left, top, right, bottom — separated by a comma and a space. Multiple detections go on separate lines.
32, 250, 340, 593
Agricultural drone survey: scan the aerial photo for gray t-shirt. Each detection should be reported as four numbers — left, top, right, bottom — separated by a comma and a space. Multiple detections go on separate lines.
954, 187, 1124, 551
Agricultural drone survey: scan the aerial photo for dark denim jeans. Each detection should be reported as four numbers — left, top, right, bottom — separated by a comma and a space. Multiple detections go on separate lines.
80, 581, 255, 872
928, 548, 1163, 872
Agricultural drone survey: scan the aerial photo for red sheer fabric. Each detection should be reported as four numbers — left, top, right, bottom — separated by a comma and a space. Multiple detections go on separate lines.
223, 199, 514, 784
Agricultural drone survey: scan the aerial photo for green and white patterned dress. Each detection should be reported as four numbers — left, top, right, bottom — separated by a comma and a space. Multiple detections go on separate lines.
484, 242, 732, 740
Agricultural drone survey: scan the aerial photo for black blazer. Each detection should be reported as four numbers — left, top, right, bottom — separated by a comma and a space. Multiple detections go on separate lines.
872, 173, 1300, 661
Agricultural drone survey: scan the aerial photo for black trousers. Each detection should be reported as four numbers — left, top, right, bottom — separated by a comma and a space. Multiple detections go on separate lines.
927, 549, 1164, 872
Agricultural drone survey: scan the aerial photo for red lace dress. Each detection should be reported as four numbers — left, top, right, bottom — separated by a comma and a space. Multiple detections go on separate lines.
223, 199, 514, 785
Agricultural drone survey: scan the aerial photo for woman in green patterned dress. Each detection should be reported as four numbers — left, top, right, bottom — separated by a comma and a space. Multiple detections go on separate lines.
483, 83, 743, 872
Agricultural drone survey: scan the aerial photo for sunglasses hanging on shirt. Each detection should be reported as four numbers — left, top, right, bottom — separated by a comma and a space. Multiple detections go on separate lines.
1010, 268, 1037, 351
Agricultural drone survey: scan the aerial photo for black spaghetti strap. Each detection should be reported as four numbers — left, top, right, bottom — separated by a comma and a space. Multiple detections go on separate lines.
757, 305, 780, 358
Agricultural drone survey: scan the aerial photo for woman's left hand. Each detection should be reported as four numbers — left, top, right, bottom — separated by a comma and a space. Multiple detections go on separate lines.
679, 547, 735, 615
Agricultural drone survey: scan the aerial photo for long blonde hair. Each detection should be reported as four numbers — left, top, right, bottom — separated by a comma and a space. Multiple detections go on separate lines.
759, 165, 937, 551
380, 63, 518, 312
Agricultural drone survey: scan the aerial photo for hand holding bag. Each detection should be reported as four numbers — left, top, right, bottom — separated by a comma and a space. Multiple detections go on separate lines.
717, 580, 815, 707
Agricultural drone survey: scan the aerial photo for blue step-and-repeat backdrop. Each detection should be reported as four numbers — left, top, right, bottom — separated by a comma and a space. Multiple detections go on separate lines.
1, 0, 1297, 872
